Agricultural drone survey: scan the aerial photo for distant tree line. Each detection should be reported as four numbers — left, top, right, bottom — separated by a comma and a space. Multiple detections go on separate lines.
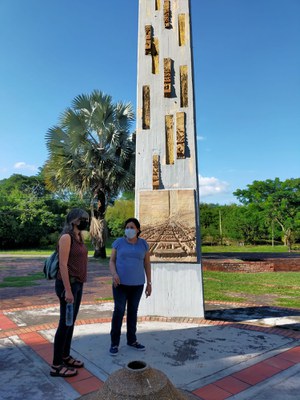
0, 173, 299, 251
201, 178, 300, 251
0, 173, 85, 249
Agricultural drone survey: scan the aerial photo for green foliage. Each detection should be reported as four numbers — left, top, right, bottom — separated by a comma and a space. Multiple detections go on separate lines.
200, 203, 220, 245
44, 90, 136, 206
44, 90, 136, 256
200, 178, 300, 249
234, 178, 300, 250
0, 174, 62, 248
0, 173, 86, 249
106, 199, 134, 237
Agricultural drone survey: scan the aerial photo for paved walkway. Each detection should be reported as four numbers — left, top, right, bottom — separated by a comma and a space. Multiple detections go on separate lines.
1, 255, 300, 399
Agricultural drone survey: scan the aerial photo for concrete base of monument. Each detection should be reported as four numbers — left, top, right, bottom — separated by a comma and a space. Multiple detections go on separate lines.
139, 263, 204, 318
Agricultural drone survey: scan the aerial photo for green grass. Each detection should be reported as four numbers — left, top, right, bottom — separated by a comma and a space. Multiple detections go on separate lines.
95, 297, 113, 301
203, 271, 300, 308
0, 272, 44, 288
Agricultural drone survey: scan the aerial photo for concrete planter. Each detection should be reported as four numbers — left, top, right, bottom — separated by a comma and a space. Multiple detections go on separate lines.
86, 360, 193, 399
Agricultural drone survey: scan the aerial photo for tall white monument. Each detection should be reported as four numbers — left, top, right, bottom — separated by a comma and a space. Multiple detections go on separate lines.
135, 0, 204, 318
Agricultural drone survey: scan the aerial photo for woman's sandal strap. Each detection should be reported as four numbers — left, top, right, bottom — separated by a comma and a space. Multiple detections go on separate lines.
63, 356, 84, 368
50, 364, 77, 377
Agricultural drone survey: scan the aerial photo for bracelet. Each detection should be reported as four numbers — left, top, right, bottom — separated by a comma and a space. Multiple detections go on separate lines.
147, 282, 152, 285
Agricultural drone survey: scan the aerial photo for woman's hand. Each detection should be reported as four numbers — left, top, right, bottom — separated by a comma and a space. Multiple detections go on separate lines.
65, 289, 74, 303
145, 283, 152, 298
112, 273, 120, 288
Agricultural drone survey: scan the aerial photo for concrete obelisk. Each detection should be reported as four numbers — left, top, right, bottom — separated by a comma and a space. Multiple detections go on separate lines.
135, 0, 204, 318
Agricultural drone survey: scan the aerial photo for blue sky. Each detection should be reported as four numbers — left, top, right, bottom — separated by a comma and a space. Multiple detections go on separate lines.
0, 0, 299, 204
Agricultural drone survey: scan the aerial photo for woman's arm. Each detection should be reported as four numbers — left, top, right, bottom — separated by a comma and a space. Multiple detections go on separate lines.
144, 251, 152, 297
109, 248, 120, 287
58, 234, 73, 303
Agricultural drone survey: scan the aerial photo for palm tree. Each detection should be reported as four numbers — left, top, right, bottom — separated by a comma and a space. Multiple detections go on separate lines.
44, 90, 136, 257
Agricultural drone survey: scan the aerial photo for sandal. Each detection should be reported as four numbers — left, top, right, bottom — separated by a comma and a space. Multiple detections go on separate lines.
50, 364, 77, 377
63, 355, 84, 368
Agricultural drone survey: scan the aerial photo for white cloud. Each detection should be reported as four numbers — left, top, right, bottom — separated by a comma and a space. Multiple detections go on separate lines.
14, 162, 38, 172
198, 174, 230, 197
197, 135, 205, 141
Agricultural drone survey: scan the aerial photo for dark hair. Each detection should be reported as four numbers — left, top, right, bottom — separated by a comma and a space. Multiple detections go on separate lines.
62, 208, 89, 234
124, 217, 141, 236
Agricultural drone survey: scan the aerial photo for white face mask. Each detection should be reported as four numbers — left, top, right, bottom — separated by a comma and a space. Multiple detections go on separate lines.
125, 228, 137, 239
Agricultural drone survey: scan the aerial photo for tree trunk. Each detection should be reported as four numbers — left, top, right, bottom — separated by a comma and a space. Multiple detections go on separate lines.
90, 188, 108, 258
90, 216, 108, 258
94, 246, 107, 258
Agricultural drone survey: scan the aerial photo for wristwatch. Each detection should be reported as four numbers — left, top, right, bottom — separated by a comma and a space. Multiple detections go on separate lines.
147, 282, 152, 285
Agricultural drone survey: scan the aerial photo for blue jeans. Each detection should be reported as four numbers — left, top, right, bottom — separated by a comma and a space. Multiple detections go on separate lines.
110, 284, 144, 347
52, 279, 83, 365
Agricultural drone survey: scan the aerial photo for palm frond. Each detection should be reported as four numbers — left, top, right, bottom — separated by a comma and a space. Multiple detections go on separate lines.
44, 90, 136, 205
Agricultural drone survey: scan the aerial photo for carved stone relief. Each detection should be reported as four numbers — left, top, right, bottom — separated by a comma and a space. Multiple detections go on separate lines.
145, 25, 152, 55
142, 85, 150, 129
163, 0, 171, 29
176, 112, 185, 159
164, 58, 172, 97
152, 154, 160, 190
180, 65, 188, 107
165, 114, 174, 165
152, 37, 159, 74
178, 14, 186, 46
139, 190, 197, 263
145, 24, 159, 74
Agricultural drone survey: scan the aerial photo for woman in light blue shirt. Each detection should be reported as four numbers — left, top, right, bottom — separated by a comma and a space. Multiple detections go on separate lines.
109, 217, 152, 356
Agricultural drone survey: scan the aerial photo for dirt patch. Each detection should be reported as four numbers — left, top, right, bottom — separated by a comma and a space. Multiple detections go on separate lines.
0, 256, 112, 310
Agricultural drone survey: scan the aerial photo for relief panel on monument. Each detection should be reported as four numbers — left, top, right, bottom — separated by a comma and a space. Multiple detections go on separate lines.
164, 58, 172, 97
139, 190, 197, 262
145, 25, 153, 55
142, 85, 150, 129
163, 0, 171, 29
165, 114, 174, 165
176, 112, 186, 159
145, 25, 159, 74
152, 37, 159, 74
180, 65, 188, 107
152, 154, 160, 190
178, 14, 186, 46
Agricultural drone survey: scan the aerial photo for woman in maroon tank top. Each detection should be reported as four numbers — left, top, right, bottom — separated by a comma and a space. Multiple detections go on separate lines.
50, 208, 89, 378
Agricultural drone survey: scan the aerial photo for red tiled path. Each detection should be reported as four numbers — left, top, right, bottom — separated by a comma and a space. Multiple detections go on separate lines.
192, 347, 300, 399
18, 330, 104, 396
1, 307, 300, 398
